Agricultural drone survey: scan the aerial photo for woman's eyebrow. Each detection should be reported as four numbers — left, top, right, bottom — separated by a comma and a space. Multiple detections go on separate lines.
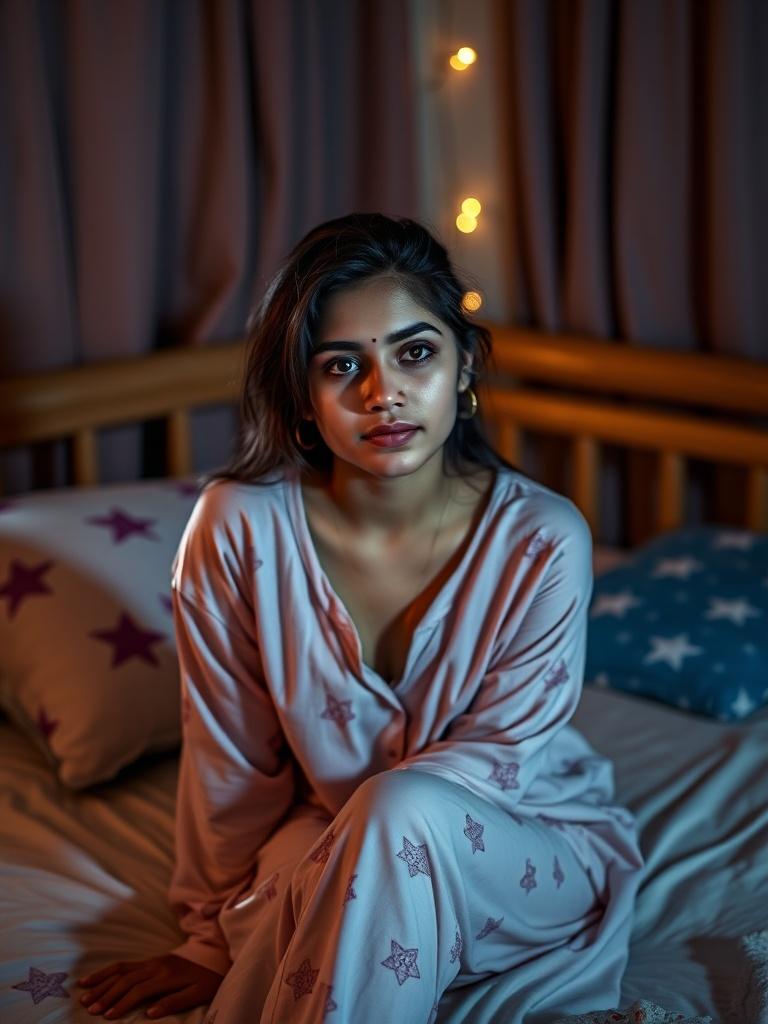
311, 321, 443, 357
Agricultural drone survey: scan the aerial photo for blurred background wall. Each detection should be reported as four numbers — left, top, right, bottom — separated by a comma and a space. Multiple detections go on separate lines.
1, 0, 766, 540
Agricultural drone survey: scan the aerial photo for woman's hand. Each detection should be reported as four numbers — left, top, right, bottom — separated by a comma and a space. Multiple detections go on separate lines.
77, 954, 223, 1019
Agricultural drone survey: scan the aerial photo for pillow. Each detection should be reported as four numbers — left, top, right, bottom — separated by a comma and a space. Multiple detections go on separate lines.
585, 526, 768, 721
0, 478, 200, 787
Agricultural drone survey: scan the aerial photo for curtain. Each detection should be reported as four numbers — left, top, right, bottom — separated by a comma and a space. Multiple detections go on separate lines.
0, 0, 418, 489
498, 0, 768, 542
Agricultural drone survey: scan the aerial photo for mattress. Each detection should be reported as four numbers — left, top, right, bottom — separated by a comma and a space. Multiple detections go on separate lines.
2, 546, 767, 1022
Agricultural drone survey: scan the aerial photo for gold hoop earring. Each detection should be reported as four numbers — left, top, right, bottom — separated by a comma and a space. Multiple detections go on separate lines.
458, 386, 478, 420
294, 420, 319, 450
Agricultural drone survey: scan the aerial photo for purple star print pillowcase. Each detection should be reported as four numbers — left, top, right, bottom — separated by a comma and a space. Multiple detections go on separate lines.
0, 479, 200, 787
584, 526, 768, 721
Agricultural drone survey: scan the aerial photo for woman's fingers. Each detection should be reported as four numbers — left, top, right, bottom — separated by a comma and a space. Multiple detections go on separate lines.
80, 966, 156, 1013
77, 954, 222, 1018
79, 958, 161, 989
145, 984, 205, 1019
78, 962, 132, 988
102, 976, 189, 1019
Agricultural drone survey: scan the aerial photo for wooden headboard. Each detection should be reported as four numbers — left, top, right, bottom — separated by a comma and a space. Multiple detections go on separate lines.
1, 328, 766, 540
483, 328, 768, 538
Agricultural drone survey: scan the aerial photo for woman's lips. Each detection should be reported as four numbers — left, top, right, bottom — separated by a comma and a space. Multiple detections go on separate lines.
364, 428, 419, 448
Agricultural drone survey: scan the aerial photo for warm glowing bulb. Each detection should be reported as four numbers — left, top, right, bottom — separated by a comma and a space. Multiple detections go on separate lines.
457, 47, 477, 65
461, 291, 483, 313
449, 54, 468, 71
456, 213, 477, 233
461, 197, 482, 217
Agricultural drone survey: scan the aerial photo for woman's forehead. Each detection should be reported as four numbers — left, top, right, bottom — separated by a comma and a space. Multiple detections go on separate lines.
318, 278, 439, 338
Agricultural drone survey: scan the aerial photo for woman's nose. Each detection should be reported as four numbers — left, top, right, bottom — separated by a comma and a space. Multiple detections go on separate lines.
362, 364, 403, 410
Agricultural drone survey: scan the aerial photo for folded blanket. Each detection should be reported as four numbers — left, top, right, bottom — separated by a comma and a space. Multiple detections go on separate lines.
728, 930, 768, 1024
552, 1000, 712, 1024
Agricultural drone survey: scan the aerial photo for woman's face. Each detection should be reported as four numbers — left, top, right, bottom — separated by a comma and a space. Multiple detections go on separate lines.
305, 275, 472, 479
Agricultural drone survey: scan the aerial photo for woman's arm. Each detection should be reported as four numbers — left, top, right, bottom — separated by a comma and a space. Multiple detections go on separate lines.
80, 486, 295, 1017
168, 589, 295, 972
169, 485, 296, 969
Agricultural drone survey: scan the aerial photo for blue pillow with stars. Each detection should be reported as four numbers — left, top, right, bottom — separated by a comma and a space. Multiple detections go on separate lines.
585, 526, 768, 720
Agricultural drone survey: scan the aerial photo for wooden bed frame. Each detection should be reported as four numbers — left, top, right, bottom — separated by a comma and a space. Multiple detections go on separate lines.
1, 327, 766, 541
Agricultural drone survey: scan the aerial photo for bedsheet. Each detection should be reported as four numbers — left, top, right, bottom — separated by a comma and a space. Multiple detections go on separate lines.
572, 690, 768, 1019
0, 723, 203, 1024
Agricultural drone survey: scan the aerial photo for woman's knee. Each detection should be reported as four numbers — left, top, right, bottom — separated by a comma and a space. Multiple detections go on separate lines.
344, 767, 461, 823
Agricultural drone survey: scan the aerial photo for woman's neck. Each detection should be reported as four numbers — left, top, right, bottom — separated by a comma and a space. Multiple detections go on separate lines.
303, 460, 492, 550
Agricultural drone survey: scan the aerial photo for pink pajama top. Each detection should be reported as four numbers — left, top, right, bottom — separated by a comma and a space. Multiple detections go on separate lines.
168, 466, 643, 977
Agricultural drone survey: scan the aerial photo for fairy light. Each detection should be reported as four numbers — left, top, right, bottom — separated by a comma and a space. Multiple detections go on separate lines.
461, 291, 483, 313
449, 46, 477, 71
446, 47, 486, 247
456, 196, 482, 233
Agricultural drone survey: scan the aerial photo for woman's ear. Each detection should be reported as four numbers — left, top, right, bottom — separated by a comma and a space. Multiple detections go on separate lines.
458, 350, 474, 391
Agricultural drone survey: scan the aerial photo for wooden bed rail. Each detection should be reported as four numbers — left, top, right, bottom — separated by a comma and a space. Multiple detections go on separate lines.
0, 342, 245, 484
480, 327, 768, 535
1, 328, 766, 534
486, 326, 768, 414
481, 387, 768, 534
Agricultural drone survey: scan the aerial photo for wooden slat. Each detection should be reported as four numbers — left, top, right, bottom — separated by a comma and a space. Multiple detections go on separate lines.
0, 341, 245, 447
657, 451, 685, 533
485, 325, 768, 415
484, 388, 768, 469
572, 435, 600, 536
746, 467, 768, 531
167, 409, 192, 477
72, 429, 98, 485
495, 420, 522, 467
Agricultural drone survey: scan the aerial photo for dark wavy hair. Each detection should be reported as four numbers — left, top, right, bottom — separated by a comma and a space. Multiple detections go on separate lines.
216, 212, 523, 489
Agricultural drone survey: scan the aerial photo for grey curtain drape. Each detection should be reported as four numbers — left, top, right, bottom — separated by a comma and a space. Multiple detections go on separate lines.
0, 0, 418, 490
503, 0, 768, 357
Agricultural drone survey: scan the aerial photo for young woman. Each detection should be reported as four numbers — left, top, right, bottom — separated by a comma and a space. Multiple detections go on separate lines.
78, 213, 643, 1023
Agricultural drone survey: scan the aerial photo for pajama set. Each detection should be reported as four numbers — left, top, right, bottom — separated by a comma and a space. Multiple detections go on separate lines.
168, 466, 644, 1024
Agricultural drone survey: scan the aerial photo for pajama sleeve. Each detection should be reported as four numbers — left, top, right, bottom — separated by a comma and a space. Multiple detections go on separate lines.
394, 501, 594, 811
167, 492, 295, 975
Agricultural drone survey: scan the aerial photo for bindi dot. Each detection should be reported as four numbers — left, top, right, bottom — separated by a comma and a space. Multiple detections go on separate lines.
371, 338, 377, 344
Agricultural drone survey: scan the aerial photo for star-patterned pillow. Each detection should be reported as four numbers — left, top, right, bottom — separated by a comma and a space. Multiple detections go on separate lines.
0, 478, 200, 786
584, 526, 768, 721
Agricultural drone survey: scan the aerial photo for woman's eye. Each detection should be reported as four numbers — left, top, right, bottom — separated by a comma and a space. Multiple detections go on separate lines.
323, 343, 436, 377
325, 357, 357, 376
406, 343, 435, 363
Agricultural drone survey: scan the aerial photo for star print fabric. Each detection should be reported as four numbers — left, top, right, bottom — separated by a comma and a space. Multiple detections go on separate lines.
0, 479, 200, 787
12, 965, 69, 1004
585, 526, 768, 720
167, 467, 644, 1019
205, 768, 610, 1024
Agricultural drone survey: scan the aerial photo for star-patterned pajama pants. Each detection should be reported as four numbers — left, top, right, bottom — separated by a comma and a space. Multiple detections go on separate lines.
208, 769, 608, 1024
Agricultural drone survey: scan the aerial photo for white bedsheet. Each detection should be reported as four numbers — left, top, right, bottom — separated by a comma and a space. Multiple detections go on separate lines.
0, 724, 202, 1024
573, 689, 768, 1019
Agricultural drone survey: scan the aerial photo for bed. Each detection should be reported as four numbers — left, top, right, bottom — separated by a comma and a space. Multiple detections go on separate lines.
1, 328, 766, 1023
